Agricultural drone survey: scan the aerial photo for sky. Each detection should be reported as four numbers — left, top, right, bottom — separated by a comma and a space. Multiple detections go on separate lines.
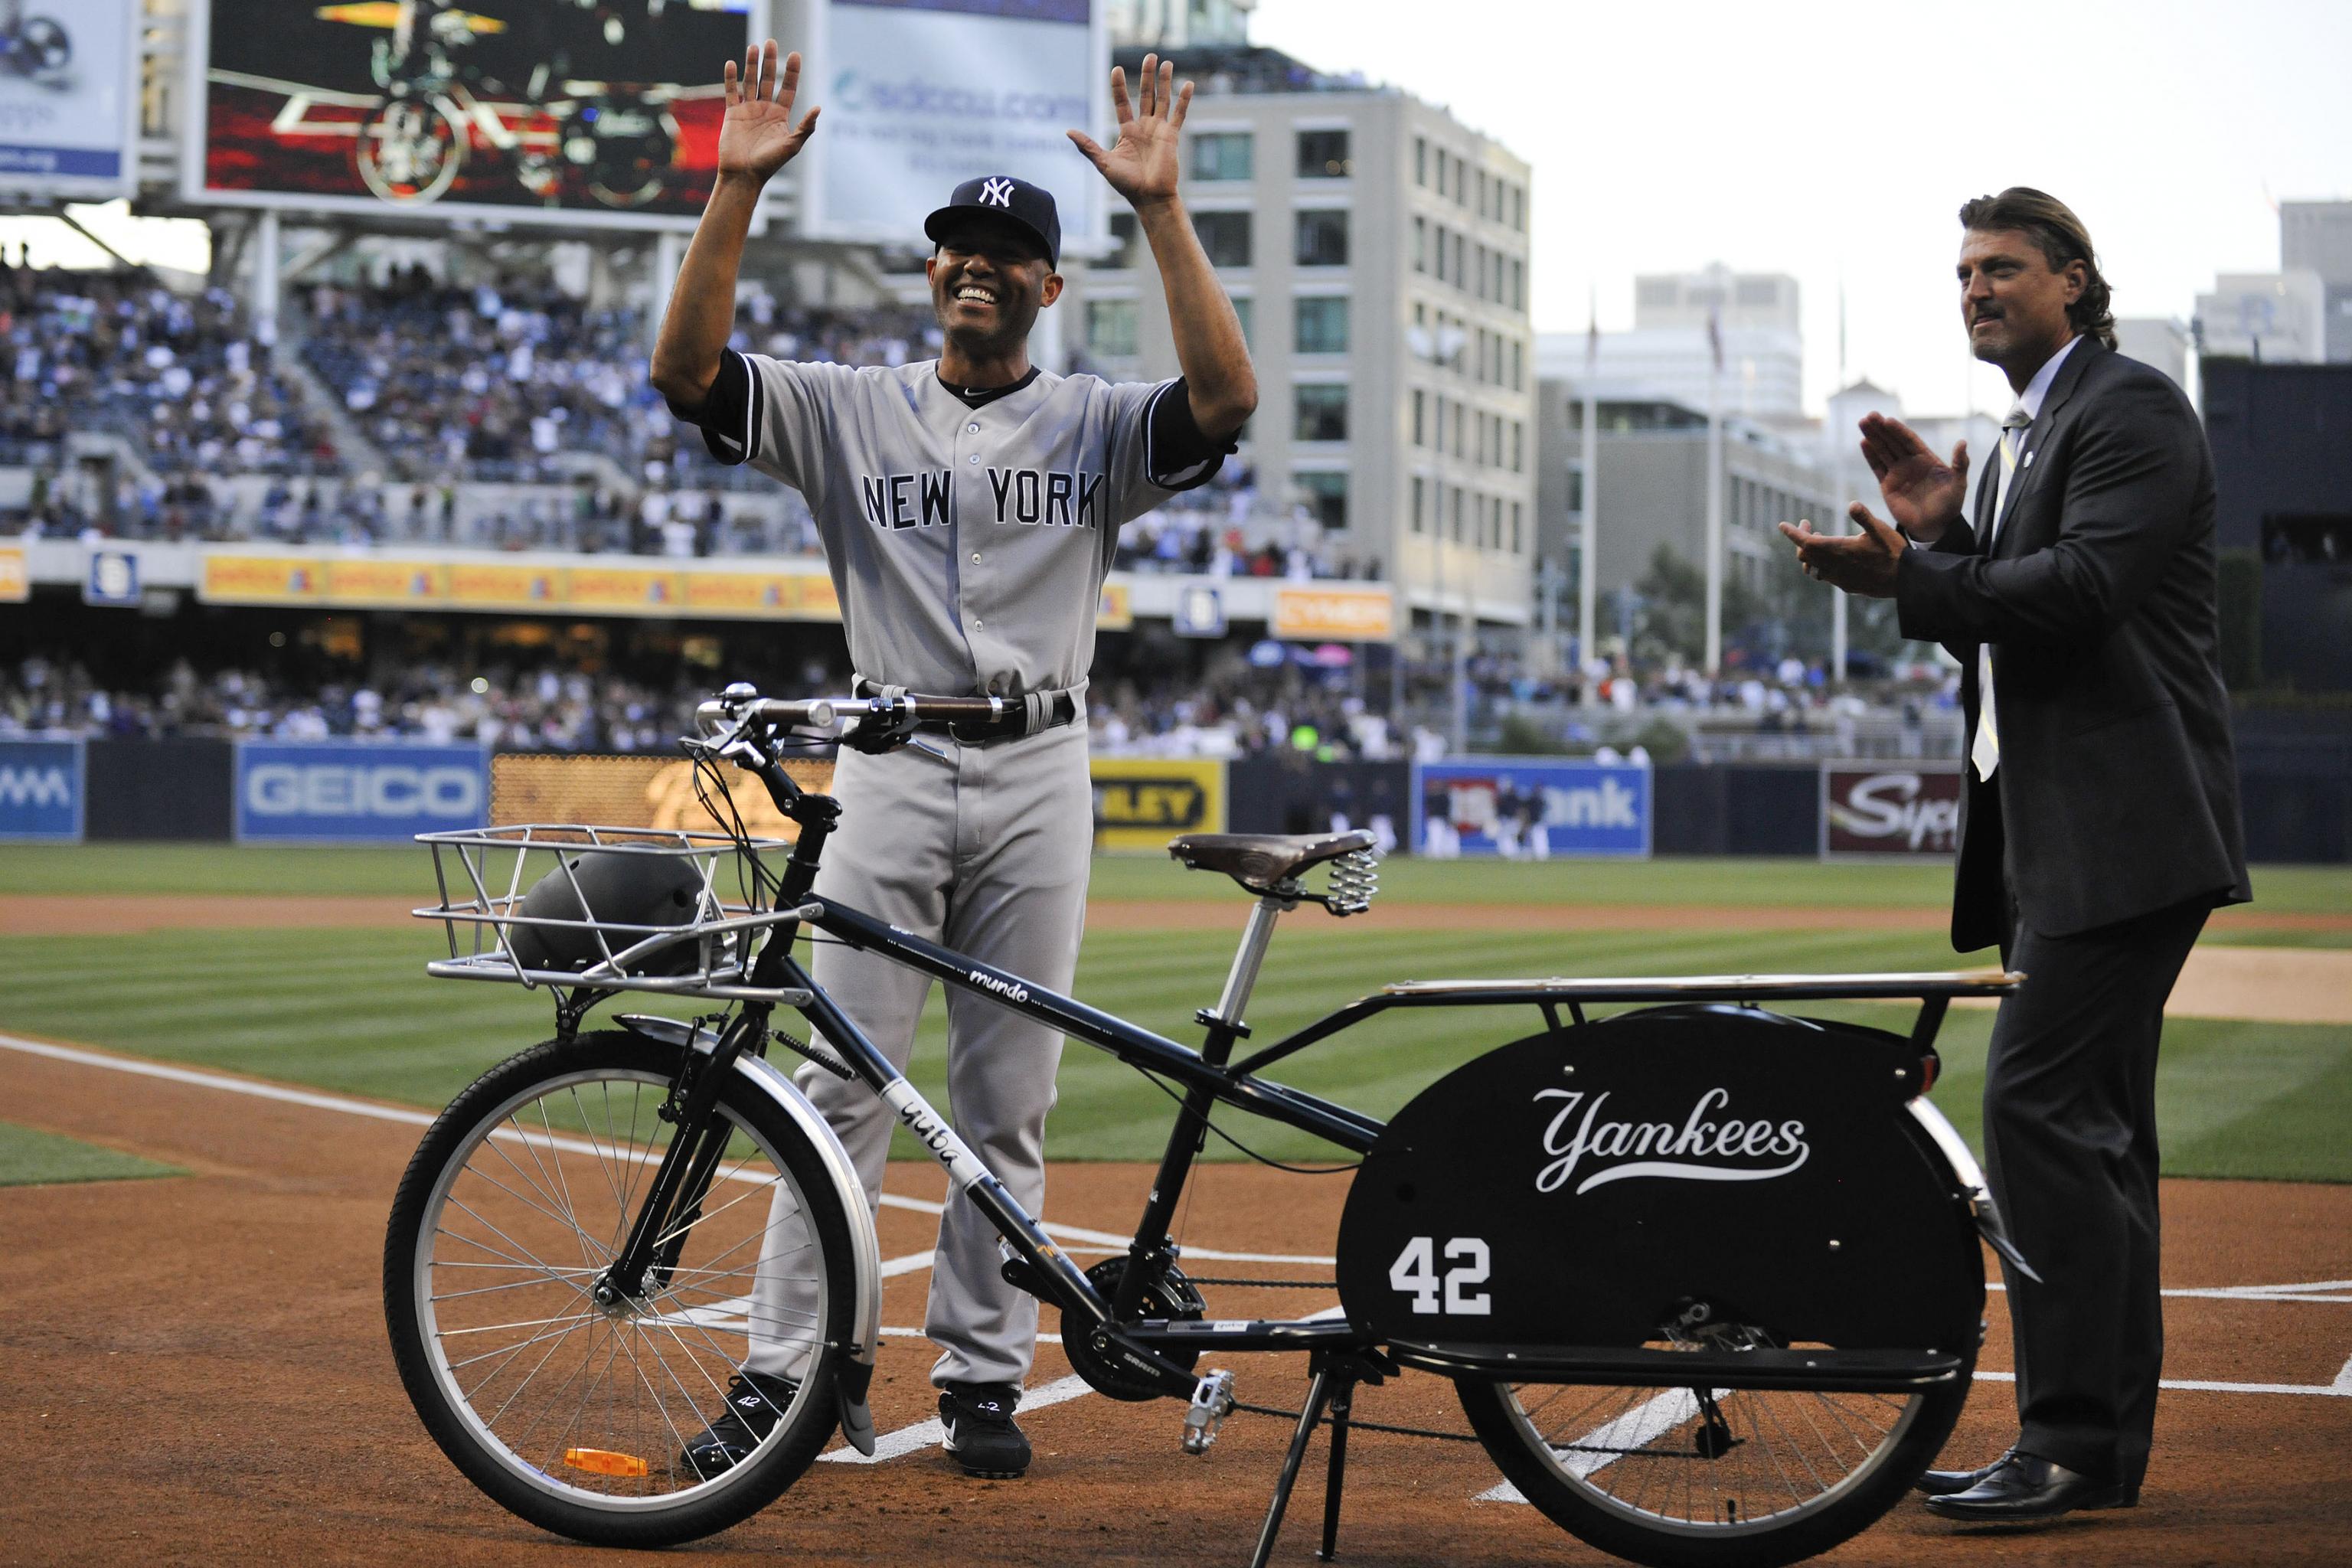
1250, 0, 2352, 418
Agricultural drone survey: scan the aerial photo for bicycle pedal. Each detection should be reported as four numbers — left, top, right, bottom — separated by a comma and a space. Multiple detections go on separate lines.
1181, 1369, 1235, 1455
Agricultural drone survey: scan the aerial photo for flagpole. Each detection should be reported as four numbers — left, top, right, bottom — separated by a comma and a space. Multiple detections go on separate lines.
1704, 301, 1724, 679
1579, 289, 1599, 707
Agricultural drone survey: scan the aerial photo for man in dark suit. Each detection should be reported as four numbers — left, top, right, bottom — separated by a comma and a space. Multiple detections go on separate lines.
1782, 187, 2250, 1523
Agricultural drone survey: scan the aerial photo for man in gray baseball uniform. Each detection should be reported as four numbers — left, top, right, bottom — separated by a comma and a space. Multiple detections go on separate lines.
650, 41, 1255, 1479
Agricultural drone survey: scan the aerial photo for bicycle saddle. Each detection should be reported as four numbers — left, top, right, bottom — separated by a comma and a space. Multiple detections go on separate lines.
1167, 830, 1375, 894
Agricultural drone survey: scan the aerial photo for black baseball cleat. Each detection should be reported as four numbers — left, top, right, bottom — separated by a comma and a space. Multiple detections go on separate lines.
1922, 1451, 2138, 1521
939, 1381, 1031, 1478
678, 1370, 800, 1479
1915, 1446, 2017, 1495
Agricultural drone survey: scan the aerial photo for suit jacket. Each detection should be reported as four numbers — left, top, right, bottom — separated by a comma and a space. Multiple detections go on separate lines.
1895, 338, 2250, 952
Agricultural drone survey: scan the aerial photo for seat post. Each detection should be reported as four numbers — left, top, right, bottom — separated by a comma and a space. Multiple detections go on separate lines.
1207, 884, 1295, 1038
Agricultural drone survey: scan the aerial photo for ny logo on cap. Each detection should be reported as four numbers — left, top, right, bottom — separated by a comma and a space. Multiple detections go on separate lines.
979, 178, 1014, 207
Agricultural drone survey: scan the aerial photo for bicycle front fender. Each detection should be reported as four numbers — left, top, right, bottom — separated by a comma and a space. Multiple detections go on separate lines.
1905, 1096, 2041, 1285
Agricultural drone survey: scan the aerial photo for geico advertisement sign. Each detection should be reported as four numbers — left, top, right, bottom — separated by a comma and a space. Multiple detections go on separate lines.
237, 742, 487, 842
1821, 763, 1962, 858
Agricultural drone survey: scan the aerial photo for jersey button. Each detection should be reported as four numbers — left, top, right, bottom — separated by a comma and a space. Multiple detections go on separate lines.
967, 454, 978, 464
971, 552, 982, 564
973, 618, 984, 627
967, 423, 980, 434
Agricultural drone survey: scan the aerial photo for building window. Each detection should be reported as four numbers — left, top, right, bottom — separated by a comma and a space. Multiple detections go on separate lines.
1295, 209, 1349, 267
1452, 402, 1464, 452
1476, 169, 1489, 218
1085, 299, 1137, 358
1450, 485, 1463, 541
1229, 295, 1253, 347
1411, 474, 1426, 533
1189, 132, 1253, 181
1105, 212, 1141, 270
1452, 232, 1465, 291
1297, 471, 1348, 528
1296, 128, 1352, 178
1414, 136, 1427, 186
1511, 500, 1523, 554
1293, 383, 1348, 443
1192, 210, 1252, 268
1412, 389, 1425, 446
1295, 296, 1348, 354
1413, 216, 1426, 273
1512, 420, 1523, 472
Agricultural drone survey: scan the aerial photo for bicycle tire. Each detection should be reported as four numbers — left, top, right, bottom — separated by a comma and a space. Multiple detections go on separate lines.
1457, 1342, 1974, 1568
384, 1030, 858, 1547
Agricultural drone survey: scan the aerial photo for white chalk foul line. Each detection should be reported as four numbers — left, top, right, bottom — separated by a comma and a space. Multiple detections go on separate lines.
818, 1373, 1096, 1465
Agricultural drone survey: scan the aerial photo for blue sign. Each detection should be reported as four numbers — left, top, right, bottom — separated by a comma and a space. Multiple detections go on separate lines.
236, 741, 488, 844
0, 740, 85, 842
86, 549, 140, 607
1413, 759, 1651, 859
1171, 583, 1227, 639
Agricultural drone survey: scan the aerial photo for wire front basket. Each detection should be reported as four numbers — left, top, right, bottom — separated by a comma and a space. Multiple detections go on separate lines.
414, 824, 807, 1001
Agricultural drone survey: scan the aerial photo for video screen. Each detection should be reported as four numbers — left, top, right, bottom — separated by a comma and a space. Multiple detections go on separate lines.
198, 2, 754, 225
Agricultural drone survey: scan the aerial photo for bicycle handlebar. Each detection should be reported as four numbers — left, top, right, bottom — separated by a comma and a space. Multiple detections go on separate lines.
691, 692, 1016, 740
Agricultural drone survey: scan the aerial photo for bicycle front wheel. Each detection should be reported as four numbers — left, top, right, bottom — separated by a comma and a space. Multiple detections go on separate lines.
384, 1031, 858, 1547
1459, 1344, 1972, 1568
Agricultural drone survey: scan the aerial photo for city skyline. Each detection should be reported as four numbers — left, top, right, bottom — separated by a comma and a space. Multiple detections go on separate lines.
1250, 0, 2352, 419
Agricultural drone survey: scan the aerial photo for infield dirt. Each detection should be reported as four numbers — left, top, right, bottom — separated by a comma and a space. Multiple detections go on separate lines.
2, 1036, 2348, 1567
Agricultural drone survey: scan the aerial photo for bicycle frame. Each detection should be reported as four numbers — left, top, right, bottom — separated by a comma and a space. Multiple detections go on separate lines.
585, 755, 2021, 1403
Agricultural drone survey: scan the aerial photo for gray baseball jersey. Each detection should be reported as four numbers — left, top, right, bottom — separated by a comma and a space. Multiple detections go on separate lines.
686, 349, 1224, 695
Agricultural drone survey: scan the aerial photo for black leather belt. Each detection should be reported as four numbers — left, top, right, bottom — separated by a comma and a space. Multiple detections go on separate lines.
851, 681, 1080, 742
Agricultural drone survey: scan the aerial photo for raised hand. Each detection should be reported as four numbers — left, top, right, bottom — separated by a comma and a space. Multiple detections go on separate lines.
718, 40, 818, 186
1067, 54, 1189, 208
1857, 412, 1969, 541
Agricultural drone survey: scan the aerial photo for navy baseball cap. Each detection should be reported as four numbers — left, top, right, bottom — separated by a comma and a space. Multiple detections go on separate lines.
924, 175, 1061, 269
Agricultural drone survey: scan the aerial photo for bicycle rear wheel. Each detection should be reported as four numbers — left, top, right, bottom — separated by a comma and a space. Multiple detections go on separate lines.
384, 1030, 857, 1547
1458, 1339, 1972, 1568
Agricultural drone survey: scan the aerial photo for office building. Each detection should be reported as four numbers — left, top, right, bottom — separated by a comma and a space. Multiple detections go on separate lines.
2114, 317, 2191, 392
1074, 41, 1537, 627
1534, 267, 1805, 422
2280, 200, 2352, 362
2195, 272, 2328, 363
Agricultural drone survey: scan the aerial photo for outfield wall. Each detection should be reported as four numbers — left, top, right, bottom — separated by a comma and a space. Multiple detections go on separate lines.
9, 741, 2344, 861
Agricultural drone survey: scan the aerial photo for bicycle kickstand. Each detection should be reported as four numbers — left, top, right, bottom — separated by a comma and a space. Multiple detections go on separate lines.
1246, 1352, 1361, 1568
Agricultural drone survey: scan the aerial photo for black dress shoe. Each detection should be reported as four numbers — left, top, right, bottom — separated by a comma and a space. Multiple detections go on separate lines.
1922, 1452, 2138, 1521
1915, 1447, 2017, 1496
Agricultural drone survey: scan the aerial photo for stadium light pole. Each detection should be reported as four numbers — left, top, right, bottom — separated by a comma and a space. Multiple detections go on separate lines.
1704, 303, 1724, 681
1579, 297, 1599, 707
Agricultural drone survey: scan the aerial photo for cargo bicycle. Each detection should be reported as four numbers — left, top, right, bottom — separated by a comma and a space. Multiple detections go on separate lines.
384, 684, 2027, 1568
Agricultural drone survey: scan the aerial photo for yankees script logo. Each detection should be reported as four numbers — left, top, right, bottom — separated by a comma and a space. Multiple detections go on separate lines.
979, 178, 1014, 207
1533, 1087, 1810, 1195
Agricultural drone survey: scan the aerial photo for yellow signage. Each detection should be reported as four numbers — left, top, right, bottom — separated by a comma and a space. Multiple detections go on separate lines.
201, 554, 325, 604
684, 569, 804, 618
325, 557, 446, 606
1272, 585, 1395, 643
0, 545, 26, 603
1090, 756, 1227, 853
491, 753, 835, 841
1097, 579, 1133, 631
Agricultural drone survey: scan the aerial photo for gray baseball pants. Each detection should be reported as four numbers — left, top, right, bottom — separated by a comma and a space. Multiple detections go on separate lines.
746, 722, 1091, 1390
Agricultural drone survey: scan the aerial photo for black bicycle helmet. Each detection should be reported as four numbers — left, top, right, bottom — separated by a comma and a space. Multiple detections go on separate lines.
504, 850, 707, 977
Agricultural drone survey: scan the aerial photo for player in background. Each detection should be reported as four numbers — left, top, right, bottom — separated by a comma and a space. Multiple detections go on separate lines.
648, 41, 1255, 1480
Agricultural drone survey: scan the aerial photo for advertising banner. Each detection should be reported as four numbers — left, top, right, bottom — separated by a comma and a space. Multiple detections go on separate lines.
1819, 761, 1963, 861
189, 0, 760, 230
1272, 584, 1395, 643
489, 751, 832, 838
0, 0, 137, 198
197, 548, 846, 621
236, 740, 489, 844
1091, 755, 1223, 852
807, 0, 1104, 250
1413, 759, 1651, 859
0, 739, 83, 842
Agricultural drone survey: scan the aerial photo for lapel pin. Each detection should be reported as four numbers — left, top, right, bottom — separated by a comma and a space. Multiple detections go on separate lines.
2024, 450, 2036, 467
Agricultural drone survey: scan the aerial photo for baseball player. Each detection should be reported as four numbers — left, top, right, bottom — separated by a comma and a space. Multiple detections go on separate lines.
649, 42, 1256, 1478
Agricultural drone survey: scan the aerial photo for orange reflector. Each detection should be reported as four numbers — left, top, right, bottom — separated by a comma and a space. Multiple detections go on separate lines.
564, 1447, 649, 1478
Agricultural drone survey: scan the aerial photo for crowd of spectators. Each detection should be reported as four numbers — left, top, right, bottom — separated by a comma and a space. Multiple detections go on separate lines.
0, 260, 332, 517
0, 652, 768, 753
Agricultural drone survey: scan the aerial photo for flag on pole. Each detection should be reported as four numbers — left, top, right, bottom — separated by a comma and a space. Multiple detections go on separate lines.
1586, 287, 1599, 374
1707, 301, 1723, 374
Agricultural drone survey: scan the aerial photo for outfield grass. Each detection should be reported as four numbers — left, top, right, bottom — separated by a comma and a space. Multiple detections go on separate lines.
0, 1120, 181, 1189
2, 910, 2346, 1182
5, 842, 2349, 916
